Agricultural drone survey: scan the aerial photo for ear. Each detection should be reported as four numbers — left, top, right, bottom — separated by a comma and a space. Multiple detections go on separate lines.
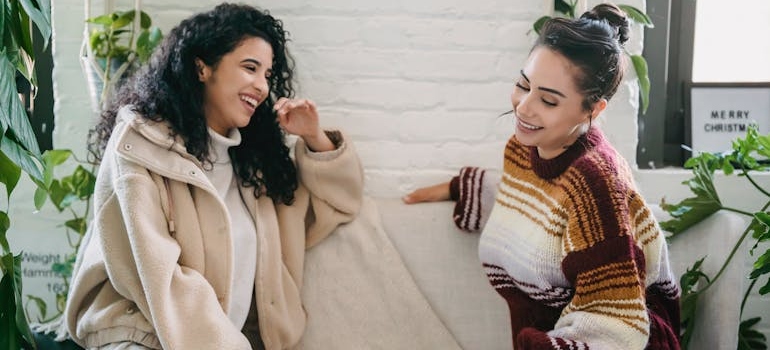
195, 58, 210, 82
590, 98, 608, 120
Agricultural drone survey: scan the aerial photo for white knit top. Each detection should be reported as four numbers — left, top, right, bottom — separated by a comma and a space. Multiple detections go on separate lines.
204, 128, 257, 329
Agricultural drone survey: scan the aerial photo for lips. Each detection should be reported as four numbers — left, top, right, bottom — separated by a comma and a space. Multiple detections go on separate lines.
239, 94, 260, 114
518, 119, 543, 131
240, 94, 259, 108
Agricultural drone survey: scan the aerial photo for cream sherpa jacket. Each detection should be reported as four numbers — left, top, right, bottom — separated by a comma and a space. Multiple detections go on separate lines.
64, 107, 363, 349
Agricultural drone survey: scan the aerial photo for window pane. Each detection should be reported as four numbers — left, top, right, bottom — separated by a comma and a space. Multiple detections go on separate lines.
692, 0, 770, 82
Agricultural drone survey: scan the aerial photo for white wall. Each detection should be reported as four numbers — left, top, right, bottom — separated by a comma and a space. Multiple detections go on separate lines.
7, 0, 767, 338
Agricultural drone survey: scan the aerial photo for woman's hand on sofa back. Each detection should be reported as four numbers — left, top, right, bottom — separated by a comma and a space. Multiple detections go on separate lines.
402, 181, 451, 204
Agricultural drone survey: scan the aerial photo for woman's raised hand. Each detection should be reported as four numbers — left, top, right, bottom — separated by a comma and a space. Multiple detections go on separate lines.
274, 97, 334, 152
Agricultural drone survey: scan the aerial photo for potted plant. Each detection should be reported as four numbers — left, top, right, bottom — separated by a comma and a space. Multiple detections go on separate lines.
661, 125, 770, 349
82, 9, 162, 112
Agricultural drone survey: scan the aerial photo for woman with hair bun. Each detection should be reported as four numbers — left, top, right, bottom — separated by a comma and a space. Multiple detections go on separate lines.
404, 3, 680, 349
63, 3, 363, 349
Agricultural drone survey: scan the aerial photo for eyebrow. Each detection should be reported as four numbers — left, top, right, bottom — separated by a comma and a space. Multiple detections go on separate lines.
242, 58, 262, 66
520, 70, 567, 98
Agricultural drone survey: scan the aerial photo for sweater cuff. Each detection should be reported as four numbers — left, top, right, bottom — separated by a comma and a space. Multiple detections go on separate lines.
452, 166, 486, 232
303, 130, 346, 161
449, 176, 461, 201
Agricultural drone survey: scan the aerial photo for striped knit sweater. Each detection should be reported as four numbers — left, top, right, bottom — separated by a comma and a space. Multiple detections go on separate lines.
450, 128, 680, 349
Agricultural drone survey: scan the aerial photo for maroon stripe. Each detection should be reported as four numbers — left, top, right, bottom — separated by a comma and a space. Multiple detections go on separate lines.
473, 169, 485, 231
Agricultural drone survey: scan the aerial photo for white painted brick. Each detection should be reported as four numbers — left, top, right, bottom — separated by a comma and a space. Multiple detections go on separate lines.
293, 47, 505, 82
267, 0, 547, 18
286, 17, 533, 51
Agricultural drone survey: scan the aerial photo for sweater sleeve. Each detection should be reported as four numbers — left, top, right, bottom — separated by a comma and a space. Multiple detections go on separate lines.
514, 166, 650, 349
295, 130, 364, 248
450, 166, 499, 232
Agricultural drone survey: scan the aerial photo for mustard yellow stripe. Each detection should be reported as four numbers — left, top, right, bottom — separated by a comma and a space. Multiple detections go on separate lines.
500, 175, 567, 218
562, 168, 604, 250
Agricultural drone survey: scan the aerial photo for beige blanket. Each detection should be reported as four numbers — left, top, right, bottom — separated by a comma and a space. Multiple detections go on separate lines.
298, 197, 461, 349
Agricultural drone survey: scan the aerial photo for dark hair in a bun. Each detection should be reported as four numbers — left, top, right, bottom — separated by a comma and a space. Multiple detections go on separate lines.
581, 3, 630, 45
535, 3, 629, 110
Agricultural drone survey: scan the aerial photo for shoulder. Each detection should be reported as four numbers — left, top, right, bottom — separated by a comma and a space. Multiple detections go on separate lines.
567, 135, 633, 193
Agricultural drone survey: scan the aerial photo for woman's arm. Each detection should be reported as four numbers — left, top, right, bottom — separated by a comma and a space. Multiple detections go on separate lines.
294, 131, 364, 247
404, 167, 500, 232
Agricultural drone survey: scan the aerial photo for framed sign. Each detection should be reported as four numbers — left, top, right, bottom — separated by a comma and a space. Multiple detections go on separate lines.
685, 82, 770, 154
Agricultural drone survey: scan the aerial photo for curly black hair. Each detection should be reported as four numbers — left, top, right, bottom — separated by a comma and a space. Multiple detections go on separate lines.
88, 3, 298, 204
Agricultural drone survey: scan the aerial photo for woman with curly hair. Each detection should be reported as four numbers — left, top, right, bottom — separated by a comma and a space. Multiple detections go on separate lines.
64, 3, 363, 349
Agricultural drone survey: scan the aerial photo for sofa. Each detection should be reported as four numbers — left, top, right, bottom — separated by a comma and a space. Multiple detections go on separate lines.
299, 197, 748, 349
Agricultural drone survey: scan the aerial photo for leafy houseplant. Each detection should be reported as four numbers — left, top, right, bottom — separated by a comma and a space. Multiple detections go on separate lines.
25, 151, 94, 331
83, 9, 162, 111
660, 125, 770, 349
1, 0, 52, 348
532, 0, 654, 113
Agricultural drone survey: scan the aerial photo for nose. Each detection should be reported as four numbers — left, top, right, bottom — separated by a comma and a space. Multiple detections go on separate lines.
512, 88, 532, 118
254, 75, 269, 98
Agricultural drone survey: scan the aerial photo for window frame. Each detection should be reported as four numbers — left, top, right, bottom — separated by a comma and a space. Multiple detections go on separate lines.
637, 0, 697, 168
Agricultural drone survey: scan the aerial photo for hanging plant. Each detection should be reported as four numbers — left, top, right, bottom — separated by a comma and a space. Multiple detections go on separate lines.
82, 9, 163, 112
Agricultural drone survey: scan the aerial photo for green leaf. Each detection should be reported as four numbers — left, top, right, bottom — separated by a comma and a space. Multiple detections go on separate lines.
25, 294, 47, 321
753, 212, 770, 242
0, 150, 21, 197
759, 277, 770, 296
755, 133, 770, 159
1, 135, 43, 182
660, 156, 722, 236
48, 180, 75, 212
51, 254, 75, 281
533, 16, 551, 36
69, 165, 96, 200
0, 54, 42, 158
65, 217, 87, 235
18, 0, 52, 45
8, 0, 35, 65
749, 248, 770, 280
41, 149, 72, 187
136, 27, 162, 63
630, 54, 650, 114
618, 5, 654, 27
678, 257, 709, 349
0, 268, 21, 350
140, 11, 152, 29
0, 253, 36, 349
112, 10, 135, 30
86, 14, 114, 26
0, 0, 6, 46
554, 0, 577, 18
0, 211, 9, 253
738, 317, 768, 350
33, 185, 47, 209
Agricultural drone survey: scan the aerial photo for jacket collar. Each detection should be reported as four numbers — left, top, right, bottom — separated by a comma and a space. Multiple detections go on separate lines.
112, 106, 213, 190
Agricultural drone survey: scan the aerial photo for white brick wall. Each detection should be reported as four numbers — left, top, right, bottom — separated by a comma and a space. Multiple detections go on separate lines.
52, 0, 645, 198
8, 0, 758, 337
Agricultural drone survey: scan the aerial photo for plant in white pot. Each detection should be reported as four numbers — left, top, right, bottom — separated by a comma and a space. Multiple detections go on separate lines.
82, 8, 162, 112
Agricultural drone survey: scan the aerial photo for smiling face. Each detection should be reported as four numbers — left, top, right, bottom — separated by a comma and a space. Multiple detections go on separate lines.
198, 36, 274, 136
510, 46, 606, 159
